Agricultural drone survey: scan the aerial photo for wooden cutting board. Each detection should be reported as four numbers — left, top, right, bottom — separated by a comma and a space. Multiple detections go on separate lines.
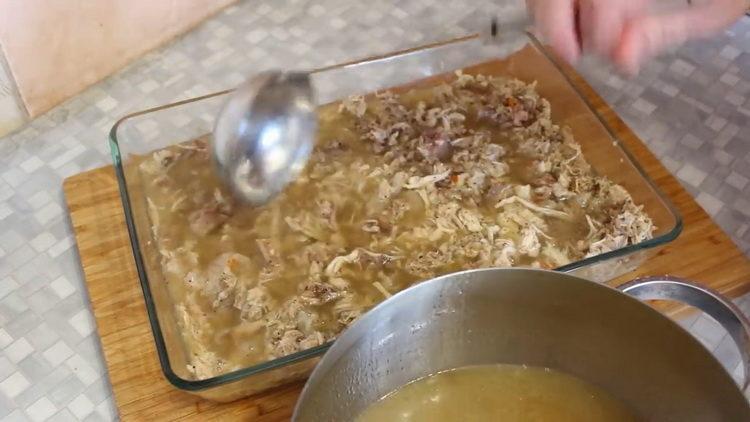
64, 55, 750, 420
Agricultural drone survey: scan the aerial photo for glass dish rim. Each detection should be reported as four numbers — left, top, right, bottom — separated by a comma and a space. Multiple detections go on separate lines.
108, 32, 683, 391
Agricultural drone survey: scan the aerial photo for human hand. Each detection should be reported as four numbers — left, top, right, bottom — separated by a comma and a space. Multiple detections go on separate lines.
526, 0, 748, 74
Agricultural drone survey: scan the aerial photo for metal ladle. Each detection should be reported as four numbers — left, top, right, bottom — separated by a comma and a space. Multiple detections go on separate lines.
212, 15, 531, 206
212, 70, 317, 205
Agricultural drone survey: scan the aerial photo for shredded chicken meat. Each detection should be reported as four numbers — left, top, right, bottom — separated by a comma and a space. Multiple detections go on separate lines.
139, 72, 654, 379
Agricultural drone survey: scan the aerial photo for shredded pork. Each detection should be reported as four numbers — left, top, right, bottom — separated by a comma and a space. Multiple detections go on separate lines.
139, 71, 655, 379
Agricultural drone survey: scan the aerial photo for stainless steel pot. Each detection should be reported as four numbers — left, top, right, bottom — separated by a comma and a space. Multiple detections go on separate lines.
293, 269, 750, 421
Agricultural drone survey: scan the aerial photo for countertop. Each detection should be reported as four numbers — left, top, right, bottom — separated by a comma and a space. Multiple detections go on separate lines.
1, 1, 749, 420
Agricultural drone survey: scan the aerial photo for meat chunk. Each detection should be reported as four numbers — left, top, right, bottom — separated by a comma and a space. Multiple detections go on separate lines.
482, 143, 505, 162
299, 331, 326, 350
284, 214, 326, 240
274, 330, 305, 357
406, 250, 445, 278
314, 199, 339, 231
239, 287, 272, 322
493, 239, 517, 267
586, 234, 627, 257
497, 195, 571, 220
271, 329, 326, 357
255, 239, 278, 265
322, 139, 347, 154
361, 219, 381, 233
416, 105, 441, 127
533, 185, 553, 202
263, 294, 332, 358
457, 209, 483, 233
187, 351, 232, 380
485, 183, 511, 204
296, 242, 337, 272
325, 250, 361, 277
404, 170, 451, 190
518, 226, 541, 258
204, 253, 255, 309
551, 182, 571, 200
514, 185, 532, 200
299, 281, 340, 306
189, 207, 229, 236
533, 173, 556, 188
188, 189, 234, 236
419, 129, 453, 162
333, 294, 366, 326
476, 96, 533, 128
541, 245, 570, 268
607, 184, 631, 206
163, 242, 199, 278
508, 101, 530, 126
140, 148, 179, 175
608, 203, 654, 244
325, 248, 398, 277
359, 249, 399, 267
466, 169, 487, 194
339, 95, 367, 117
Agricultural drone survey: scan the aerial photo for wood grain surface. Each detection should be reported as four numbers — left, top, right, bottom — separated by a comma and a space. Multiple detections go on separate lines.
64, 49, 750, 421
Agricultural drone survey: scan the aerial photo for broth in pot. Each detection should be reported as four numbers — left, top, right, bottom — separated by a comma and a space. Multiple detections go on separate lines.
356, 364, 641, 422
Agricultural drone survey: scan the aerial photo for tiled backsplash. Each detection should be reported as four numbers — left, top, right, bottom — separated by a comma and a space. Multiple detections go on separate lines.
0, 0, 237, 137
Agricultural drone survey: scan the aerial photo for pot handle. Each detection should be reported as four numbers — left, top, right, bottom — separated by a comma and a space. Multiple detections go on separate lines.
618, 276, 750, 390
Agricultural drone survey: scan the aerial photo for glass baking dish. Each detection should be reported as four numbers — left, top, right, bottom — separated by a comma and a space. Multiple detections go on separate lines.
109, 31, 682, 402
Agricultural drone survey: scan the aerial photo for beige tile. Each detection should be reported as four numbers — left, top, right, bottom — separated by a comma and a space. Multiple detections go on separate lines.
0, 0, 236, 118
676, 163, 708, 187
695, 192, 723, 217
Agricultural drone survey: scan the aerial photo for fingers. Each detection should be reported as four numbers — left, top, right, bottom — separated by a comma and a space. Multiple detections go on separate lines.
529, 0, 745, 74
528, 0, 582, 64
578, 0, 648, 58
615, 14, 687, 76
615, 0, 748, 75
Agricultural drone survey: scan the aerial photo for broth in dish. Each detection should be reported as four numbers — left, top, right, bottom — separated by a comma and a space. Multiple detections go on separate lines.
356, 364, 641, 422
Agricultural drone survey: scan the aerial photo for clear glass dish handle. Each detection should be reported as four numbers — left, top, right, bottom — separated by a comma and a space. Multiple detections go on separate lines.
618, 276, 750, 391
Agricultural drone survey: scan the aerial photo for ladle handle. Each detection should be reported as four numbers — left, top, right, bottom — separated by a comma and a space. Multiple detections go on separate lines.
618, 276, 750, 391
